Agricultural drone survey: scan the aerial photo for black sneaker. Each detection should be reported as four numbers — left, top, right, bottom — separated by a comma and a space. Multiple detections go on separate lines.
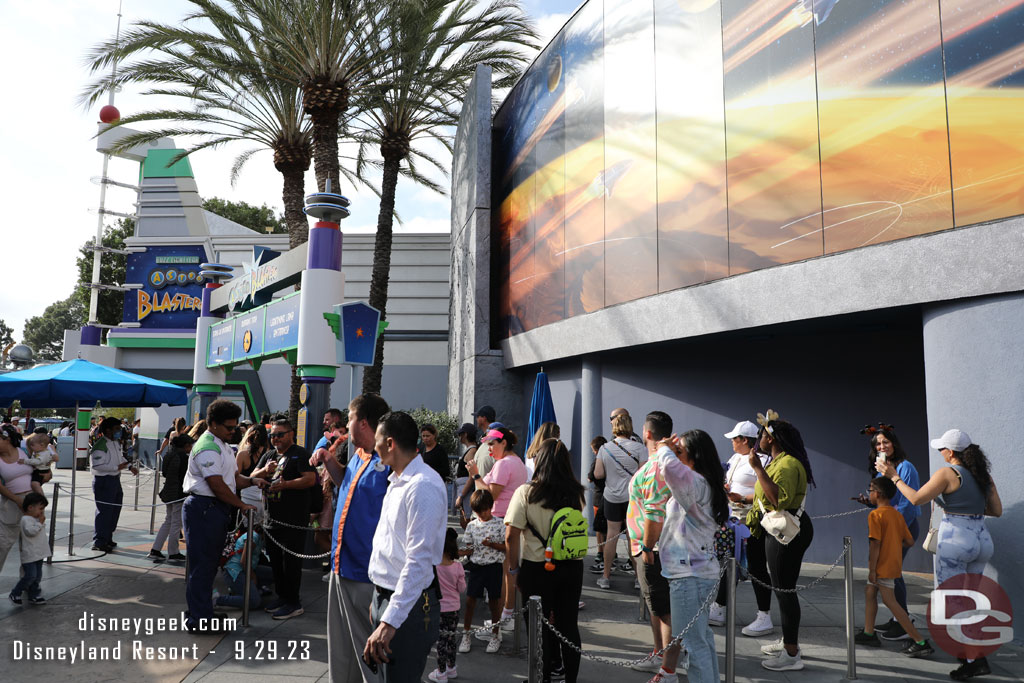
147, 549, 165, 560
950, 657, 991, 681
880, 618, 912, 641
28, 596, 46, 605
854, 630, 881, 647
589, 561, 604, 574
264, 599, 286, 613
167, 553, 186, 561
9, 593, 22, 605
91, 543, 114, 552
549, 664, 566, 681
901, 640, 933, 658
874, 617, 897, 633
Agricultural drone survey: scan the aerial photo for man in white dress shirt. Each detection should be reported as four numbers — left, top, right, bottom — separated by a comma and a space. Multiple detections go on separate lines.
363, 411, 447, 681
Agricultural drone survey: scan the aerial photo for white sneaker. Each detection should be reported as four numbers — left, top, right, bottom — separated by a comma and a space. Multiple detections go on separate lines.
486, 632, 502, 653
457, 631, 472, 653
596, 577, 611, 589
646, 669, 679, 683
446, 665, 458, 679
475, 628, 494, 643
427, 668, 448, 682
761, 648, 803, 671
484, 609, 516, 632
630, 651, 661, 673
742, 611, 774, 637
708, 603, 726, 626
760, 637, 785, 655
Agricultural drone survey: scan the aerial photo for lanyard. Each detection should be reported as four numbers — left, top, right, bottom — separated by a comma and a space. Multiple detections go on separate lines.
332, 451, 374, 570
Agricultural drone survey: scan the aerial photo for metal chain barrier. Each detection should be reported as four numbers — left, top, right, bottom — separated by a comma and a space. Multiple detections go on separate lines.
810, 507, 869, 520
536, 563, 726, 669
265, 517, 322, 532
745, 543, 847, 594
55, 483, 187, 507
261, 526, 331, 559
437, 608, 525, 637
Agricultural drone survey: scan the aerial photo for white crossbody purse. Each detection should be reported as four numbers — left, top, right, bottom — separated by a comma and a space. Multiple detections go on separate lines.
757, 496, 806, 545
922, 503, 938, 553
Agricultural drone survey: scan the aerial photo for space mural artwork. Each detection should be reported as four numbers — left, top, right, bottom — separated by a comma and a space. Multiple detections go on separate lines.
494, 0, 1024, 338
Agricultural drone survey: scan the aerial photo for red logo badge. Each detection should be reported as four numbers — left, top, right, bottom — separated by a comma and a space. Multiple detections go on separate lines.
928, 573, 1013, 660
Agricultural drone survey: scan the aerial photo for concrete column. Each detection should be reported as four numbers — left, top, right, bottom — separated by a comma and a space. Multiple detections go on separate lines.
580, 356, 602, 529
922, 291, 1024, 612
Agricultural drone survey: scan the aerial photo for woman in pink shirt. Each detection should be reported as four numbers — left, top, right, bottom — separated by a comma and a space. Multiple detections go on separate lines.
0, 424, 34, 575
466, 427, 526, 626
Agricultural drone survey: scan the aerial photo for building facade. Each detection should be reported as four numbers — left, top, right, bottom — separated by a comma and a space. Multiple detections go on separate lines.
449, 1, 1024, 613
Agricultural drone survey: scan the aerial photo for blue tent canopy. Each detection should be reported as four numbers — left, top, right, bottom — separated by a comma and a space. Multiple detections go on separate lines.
0, 358, 188, 408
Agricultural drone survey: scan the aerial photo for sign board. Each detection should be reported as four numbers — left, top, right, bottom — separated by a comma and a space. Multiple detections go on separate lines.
264, 294, 301, 354
233, 308, 266, 360
207, 319, 235, 366
122, 245, 207, 328
334, 301, 381, 367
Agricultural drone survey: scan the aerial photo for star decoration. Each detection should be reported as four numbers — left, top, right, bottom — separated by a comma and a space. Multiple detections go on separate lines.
355, 327, 364, 338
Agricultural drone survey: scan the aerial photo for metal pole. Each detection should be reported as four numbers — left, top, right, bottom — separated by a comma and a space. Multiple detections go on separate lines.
69, 401, 79, 556
242, 508, 254, 627
725, 557, 737, 683
149, 451, 159, 534
47, 482, 59, 565
512, 586, 522, 653
133, 465, 140, 510
843, 536, 857, 680
527, 595, 542, 683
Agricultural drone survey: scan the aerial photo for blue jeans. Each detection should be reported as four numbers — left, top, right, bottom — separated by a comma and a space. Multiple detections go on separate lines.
217, 565, 273, 609
93, 475, 123, 546
668, 576, 719, 683
183, 495, 232, 626
11, 560, 43, 599
893, 517, 919, 611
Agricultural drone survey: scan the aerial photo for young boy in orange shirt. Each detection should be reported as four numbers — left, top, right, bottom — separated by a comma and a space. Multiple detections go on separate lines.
855, 477, 933, 656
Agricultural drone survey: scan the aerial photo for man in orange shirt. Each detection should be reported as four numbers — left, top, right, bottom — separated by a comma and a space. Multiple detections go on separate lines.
855, 478, 933, 657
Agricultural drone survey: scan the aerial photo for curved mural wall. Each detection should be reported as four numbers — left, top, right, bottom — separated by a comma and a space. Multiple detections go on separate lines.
494, 0, 1024, 338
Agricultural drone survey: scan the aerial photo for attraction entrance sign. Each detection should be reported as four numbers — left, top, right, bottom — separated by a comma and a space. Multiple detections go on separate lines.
190, 185, 376, 451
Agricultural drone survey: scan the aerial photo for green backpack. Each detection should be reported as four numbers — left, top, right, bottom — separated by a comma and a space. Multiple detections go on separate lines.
528, 506, 589, 562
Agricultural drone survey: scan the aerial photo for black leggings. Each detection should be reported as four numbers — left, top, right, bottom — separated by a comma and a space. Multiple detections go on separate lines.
518, 559, 583, 683
715, 529, 772, 612
765, 512, 813, 645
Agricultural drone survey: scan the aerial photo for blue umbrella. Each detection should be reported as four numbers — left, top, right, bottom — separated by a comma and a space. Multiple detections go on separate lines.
0, 358, 187, 408
525, 369, 557, 458
0, 358, 187, 557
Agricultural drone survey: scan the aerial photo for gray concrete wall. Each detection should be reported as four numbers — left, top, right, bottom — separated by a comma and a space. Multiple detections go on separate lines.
516, 314, 934, 572
447, 65, 524, 434
922, 292, 1024, 617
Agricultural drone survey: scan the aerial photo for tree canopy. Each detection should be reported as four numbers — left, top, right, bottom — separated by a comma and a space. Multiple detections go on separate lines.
21, 295, 86, 362
202, 197, 285, 234
75, 218, 132, 329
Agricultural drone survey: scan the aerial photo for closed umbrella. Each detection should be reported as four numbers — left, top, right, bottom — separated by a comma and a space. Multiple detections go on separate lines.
0, 358, 188, 554
525, 369, 557, 458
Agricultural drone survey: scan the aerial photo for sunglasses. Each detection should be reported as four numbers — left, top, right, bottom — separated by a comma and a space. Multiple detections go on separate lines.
269, 432, 290, 439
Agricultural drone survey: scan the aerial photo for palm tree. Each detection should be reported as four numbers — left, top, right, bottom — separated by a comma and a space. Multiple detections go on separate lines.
351, 0, 537, 394
82, 5, 314, 421
242, 0, 377, 195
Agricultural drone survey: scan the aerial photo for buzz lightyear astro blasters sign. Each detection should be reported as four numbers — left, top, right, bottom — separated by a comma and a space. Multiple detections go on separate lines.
122, 245, 207, 328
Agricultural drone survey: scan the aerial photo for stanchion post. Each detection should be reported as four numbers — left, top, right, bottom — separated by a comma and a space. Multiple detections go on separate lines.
242, 509, 254, 627
527, 595, 542, 683
725, 557, 737, 683
512, 585, 522, 653
843, 536, 857, 680
133, 466, 140, 511
47, 482, 59, 565
149, 451, 160, 534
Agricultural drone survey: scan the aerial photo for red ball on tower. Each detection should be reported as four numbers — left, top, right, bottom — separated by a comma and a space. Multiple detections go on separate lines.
99, 105, 121, 124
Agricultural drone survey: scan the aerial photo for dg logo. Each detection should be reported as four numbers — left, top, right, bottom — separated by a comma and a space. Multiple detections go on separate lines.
928, 573, 1013, 660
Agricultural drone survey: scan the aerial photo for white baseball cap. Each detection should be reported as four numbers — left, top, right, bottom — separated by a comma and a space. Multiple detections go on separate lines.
930, 428, 972, 452
724, 420, 760, 440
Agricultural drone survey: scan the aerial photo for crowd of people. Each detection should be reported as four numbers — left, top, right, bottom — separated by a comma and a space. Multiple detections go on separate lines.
0, 400, 1004, 683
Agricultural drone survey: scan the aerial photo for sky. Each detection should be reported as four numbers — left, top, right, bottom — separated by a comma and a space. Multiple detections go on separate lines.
0, 0, 579, 342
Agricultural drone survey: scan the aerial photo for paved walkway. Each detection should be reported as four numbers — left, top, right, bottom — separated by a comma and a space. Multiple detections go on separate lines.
0, 468, 1020, 682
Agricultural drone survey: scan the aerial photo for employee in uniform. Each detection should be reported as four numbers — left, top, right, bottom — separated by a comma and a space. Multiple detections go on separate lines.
182, 399, 265, 632
90, 417, 136, 552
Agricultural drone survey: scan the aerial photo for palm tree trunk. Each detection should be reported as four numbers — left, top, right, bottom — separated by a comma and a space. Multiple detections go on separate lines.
312, 118, 341, 194
281, 165, 307, 422
362, 150, 402, 395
